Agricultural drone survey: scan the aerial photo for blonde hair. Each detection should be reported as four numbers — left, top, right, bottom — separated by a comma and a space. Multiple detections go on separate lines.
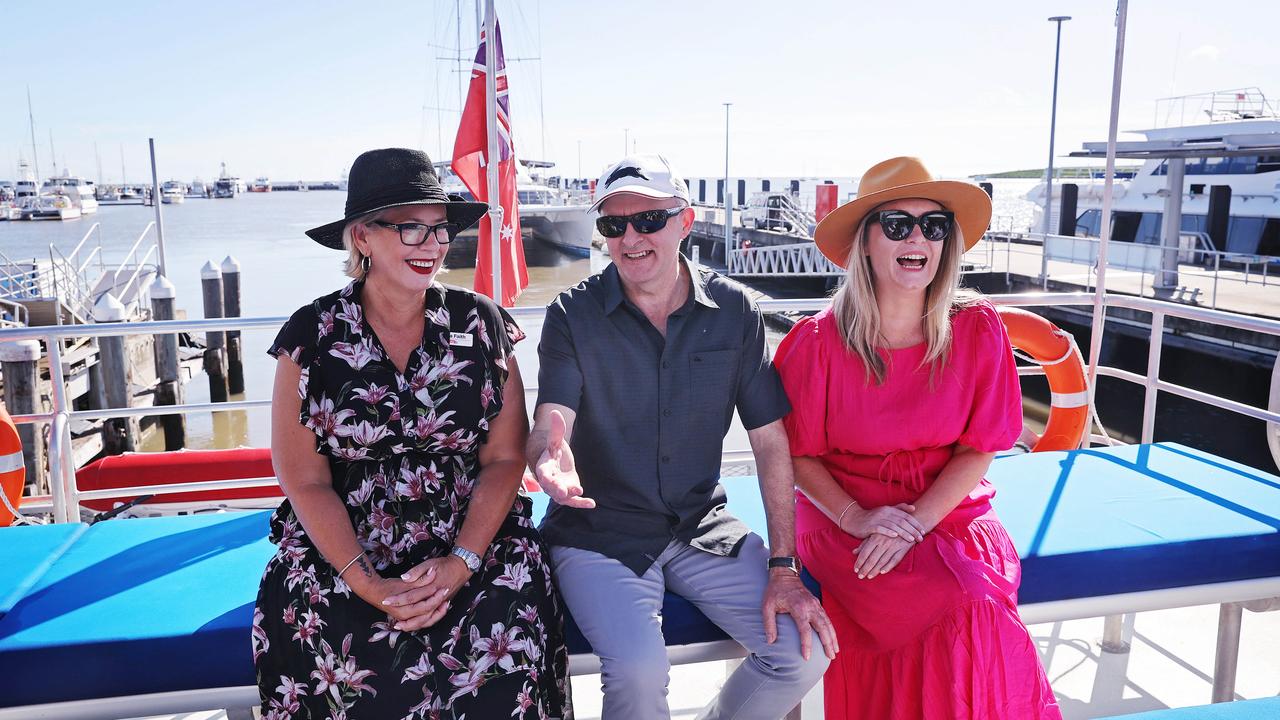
830, 202, 979, 386
340, 209, 389, 280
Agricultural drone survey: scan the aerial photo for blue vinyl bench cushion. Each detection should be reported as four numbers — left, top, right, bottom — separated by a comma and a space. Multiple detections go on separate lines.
1095, 696, 1280, 719
1, 442, 1278, 707
990, 443, 1280, 603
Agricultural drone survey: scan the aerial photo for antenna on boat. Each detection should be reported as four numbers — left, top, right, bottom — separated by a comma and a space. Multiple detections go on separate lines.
1085, 0, 1129, 429
49, 130, 58, 178
26, 86, 40, 186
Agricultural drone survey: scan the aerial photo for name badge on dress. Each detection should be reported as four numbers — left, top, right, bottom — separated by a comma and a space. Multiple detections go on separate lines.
449, 332, 474, 347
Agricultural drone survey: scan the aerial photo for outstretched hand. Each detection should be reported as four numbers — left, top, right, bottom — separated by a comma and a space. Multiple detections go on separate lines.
534, 409, 595, 509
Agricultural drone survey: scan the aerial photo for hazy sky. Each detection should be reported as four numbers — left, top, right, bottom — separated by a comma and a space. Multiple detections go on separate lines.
2, 1, 1277, 184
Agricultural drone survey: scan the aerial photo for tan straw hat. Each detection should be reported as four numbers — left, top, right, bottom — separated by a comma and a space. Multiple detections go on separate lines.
814, 156, 992, 267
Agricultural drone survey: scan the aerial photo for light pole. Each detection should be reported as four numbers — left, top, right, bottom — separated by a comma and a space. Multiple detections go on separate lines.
577, 140, 582, 182
623, 128, 629, 156
723, 102, 733, 255
1042, 15, 1071, 286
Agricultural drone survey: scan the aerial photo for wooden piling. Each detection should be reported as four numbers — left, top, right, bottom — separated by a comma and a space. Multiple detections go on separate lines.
220, 256, 244, 395
93, 293, 139, 454
0, 339, 47, 494
150, 275, 186, 450
201, 261, 228, 403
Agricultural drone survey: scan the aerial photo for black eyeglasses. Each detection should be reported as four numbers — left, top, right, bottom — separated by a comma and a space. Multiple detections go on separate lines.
370, 220, 461, 245
869, 210, 954, 241
595, 207, 686, 239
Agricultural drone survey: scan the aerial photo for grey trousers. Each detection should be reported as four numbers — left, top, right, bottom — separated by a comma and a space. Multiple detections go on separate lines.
550, 534, 828, 720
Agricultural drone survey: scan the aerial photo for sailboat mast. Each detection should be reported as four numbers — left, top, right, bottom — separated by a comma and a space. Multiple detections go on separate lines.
26, 86, 40, 185
483, 0, 502, 300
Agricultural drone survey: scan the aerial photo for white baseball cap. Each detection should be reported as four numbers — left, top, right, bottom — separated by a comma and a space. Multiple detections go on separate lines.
590, 154, 691, 213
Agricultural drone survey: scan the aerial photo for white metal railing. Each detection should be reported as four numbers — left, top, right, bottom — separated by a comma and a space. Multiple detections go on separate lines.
1, 292, 1278, 524
980, 231, 1279, 311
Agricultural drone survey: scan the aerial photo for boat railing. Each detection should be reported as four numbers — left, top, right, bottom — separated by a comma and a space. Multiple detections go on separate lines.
0, 249, 42, 299
2, 291, 1278, 524
0, 297, 27, 328
978, 231, 1278, 312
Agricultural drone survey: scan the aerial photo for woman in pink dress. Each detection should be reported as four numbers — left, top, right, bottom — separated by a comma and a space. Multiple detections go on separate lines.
775, 157, 1061, 719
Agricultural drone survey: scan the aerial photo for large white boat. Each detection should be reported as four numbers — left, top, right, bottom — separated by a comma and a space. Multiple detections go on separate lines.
249, 177, 271, 192
160, 180, 186, 204
1028, 89, 1280, 258
40, 172, 99, 215
435, 161, 594, 257
23, 192, 81, 220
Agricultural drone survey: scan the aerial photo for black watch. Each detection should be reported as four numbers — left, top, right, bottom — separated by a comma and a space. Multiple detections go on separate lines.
767, 556, 800, 575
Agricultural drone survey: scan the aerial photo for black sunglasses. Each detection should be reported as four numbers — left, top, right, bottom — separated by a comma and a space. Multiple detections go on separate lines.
869, 210, 954, 242
595, 207, 686, 239
370, 220, 462, 246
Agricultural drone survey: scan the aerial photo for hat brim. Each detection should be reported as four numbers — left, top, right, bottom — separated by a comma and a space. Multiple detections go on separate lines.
588, 186, 684, 213
305, 199, 490, 249
813, 180, 992, 267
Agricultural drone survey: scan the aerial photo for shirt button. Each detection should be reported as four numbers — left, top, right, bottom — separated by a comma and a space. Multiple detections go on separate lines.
663, 409, 672, 417
662, 455, 670, 463
661, 361, 670, 369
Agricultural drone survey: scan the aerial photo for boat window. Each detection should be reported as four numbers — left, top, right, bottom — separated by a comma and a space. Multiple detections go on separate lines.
1075, 209, 1101, 237
1111, 211, 1142, 242
1257, 219, 1280, 256
1135, 212, 1163, 244
1257, 156, 1280, 173
1180, 214, 1207, 235
1225, 216, 1265, 254
1202, 157, 1232, 175
1227, 156, 1258, 174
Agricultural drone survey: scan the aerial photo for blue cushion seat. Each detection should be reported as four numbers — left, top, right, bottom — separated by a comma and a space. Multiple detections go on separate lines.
1095, 697, 1280, 719
0, 442, 1278, 708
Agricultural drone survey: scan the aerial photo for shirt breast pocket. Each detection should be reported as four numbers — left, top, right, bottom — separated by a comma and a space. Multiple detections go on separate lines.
689, 349, 740, 414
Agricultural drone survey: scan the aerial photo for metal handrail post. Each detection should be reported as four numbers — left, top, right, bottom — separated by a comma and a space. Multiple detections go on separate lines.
1213, 254, 1220, 308
1141, 311, 1165, 444
44, 333, 75, 521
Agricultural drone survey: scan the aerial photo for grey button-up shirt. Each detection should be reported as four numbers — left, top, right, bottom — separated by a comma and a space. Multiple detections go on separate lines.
536, 257, 791, 575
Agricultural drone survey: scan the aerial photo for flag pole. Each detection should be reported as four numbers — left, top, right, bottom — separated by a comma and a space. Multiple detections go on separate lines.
1086, 0, 1128, 414
483, 0, 503, 302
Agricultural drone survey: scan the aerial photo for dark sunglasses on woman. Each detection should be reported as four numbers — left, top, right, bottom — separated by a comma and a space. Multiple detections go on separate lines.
595, 207, 686, 239
870, 210, 954, 242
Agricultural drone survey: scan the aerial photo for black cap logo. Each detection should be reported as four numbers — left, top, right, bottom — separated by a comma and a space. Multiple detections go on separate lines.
605, 165, 649, 187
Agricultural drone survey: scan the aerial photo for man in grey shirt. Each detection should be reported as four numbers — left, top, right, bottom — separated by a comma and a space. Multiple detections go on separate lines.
525, 154, 835, 719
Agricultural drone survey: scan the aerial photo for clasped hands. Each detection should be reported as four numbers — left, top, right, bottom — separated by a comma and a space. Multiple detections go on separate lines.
841, 501, 928, 580
357, 554, 473, 632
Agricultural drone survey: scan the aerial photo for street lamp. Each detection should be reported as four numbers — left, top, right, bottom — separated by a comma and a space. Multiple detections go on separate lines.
623, 128, 629, 156
1042, 15, 1071, 286
577, 139, 582, 181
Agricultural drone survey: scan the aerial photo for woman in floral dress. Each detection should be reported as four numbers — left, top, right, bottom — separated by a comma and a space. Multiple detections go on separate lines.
253, 148, 571, 719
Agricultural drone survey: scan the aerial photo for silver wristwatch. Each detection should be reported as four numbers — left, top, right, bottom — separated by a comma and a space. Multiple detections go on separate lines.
450, 545, 482, 573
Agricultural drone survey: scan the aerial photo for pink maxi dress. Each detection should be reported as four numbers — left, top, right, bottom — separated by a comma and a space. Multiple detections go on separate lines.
776, 301, 1061, 720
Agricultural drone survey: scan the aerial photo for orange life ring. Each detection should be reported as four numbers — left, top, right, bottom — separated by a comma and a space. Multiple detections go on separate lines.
997, 307, 1090, 452
0, 403, 25, 527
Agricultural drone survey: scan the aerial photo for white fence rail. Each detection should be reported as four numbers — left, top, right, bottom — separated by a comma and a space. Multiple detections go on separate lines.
1, 292, 1278, 524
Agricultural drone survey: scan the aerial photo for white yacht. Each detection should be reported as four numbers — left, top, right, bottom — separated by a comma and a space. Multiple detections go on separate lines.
40, 172, 99, 215
1028, 89, 1280, 257
435, 161, 593, 257
161, 181, 186, 204
249, 177, 271, 192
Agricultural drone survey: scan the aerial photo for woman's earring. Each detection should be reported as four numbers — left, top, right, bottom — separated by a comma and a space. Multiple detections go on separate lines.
362, 255, 372, 273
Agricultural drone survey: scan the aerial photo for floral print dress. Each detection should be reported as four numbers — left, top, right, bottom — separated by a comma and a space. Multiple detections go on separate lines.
253, 280, 572, 720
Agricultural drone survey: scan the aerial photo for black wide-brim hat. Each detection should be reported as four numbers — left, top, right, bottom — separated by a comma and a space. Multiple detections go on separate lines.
305, 148, 489, 249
